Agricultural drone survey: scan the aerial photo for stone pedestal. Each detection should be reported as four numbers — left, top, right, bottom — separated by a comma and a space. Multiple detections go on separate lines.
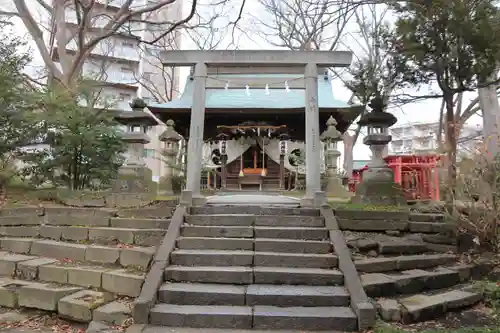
300, 191, 327, 208
351, 97, 406, 206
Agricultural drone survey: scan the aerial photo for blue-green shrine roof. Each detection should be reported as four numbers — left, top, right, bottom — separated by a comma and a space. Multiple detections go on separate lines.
148, 74, 361, 111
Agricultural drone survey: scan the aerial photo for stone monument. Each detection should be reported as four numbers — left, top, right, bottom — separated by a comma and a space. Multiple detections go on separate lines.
351, 97, 406, 205
321, 116, 351, 198
159, 119, 182, 194
111, 98, 158, 200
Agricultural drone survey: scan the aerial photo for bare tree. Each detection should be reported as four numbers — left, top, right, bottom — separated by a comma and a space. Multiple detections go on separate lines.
335, 4, 394, 176
253, 0, 358, 51
0, 0, 247, 93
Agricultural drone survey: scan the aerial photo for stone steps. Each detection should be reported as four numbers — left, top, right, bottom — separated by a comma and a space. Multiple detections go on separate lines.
355, 254, 457, 273
158, 283, 350, 307
0, 277, 133, 324
150, 304, 357, 331
0, 226, 165, 246
0, 251, 145, 297
361, 264, 471, 298
176, 237, 332, 253
0, 238, 155, 269
191, 206, 320, 216
185, 215, 325, 227
377, 284, 482, 323
153, 207, 357, 331
164, 265, 344, 285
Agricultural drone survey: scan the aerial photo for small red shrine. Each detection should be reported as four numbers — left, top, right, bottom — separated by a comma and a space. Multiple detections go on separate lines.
350, 154, 441, 201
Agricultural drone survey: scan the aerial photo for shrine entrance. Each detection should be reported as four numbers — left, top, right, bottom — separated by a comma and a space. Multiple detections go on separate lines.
242, 145, 268, 175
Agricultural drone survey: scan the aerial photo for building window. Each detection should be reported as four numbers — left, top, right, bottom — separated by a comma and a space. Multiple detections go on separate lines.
118, 93, 132, 101
121, 41, 134, 48
143, 148, 155, 158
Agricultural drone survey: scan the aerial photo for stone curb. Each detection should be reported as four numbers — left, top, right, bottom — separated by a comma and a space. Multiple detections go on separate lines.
320, 205, 376, 330
132, 206, 186, 324
334, 209, 409, 221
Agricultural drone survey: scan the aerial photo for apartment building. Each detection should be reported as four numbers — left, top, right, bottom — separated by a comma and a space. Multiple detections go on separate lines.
47, 0, 182, 181
389, 121, 483, 157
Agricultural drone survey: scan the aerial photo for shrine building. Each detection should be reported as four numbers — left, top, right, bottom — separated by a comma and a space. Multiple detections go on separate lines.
148, 65, 364, 192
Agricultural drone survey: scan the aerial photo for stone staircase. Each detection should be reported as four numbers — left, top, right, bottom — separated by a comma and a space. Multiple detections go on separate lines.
150, 205, 359, 331
0, 206, 173, 325
338, 210, 483, 324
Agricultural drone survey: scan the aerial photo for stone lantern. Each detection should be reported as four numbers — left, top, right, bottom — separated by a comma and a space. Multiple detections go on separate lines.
216, 132, 230, 190
279, 133, 290, 190
112, 101, 158, 194
351, 96, 406, 205
159, 119, 183, 194
320, 116, 350, 197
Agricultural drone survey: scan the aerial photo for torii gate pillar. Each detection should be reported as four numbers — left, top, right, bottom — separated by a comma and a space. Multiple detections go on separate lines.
161, 50, 353, 207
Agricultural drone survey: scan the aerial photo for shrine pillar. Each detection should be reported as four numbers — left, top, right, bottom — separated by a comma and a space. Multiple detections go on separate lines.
301, 62, 325, 207
183, 62, 207, 206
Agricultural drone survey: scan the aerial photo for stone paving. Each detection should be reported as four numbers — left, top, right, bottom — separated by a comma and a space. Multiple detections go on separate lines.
206, 193, 300, 206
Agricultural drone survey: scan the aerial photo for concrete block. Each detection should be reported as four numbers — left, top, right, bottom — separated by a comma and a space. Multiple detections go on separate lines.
158, 283, 246, 305
254, 238, 331, 254
0, 253, 37, 276
47, 215, 109, 227
378, 241, 428, 255
119, 247, 155, 269
39, 264, 68, 284
255, 216, 325, 227
246, 285, 349, 307
252, 305, 357, 331
176, 237, 254, 251
61, 227, 89, 242
0, 226, 39, 237
0, 216, 41, 226
85, 245, 120, 264
355, 257, 398, 273
16, 257, 58, 280
171, 249, 253, 267
58, 289, 113, 323
110, 218, 170, 229
0, 207, 42, 217
0, 280, 31, 307
89, 227, 134, 244
361, 273, 397, 297
337, 218, 409, 231
254, 226, 328, 240
409, 222, 453, 233
377, 299, 401, 321
0, 237, 33, 254
133, 229, 165, 246
102, 270, 144, 297
30, 240, 87, 261
254, 252, 337, 268
67, 266, 104, 288
165, 266, 253, 285
185, 215, 255, 226
149, 304, 253, 329
182, 226, 253, 238
40, 225, 62, 240
253, 267, 343, 286
93, 300, 132, 325
18, 283, 81, 311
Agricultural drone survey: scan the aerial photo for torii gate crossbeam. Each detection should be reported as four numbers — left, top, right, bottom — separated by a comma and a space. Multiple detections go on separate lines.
161, 50, 353, 207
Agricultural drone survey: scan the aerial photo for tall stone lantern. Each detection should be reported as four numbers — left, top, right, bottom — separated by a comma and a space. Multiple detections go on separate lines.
351, 96, 406, 205
112, 99, 158, 193
159, 119, 182, 194
320, 116, 350, 197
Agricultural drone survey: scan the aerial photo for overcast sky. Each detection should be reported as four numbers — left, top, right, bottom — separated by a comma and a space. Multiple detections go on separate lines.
7, 0, 484, 163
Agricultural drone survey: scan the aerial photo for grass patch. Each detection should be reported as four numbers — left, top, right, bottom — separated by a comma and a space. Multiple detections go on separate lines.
330, 202, 409, 212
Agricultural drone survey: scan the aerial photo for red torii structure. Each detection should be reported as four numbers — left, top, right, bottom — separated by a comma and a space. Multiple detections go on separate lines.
350, 154, 441, 201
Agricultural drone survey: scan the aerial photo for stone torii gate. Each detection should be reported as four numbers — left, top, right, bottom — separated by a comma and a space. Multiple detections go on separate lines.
161, 50, 353, 206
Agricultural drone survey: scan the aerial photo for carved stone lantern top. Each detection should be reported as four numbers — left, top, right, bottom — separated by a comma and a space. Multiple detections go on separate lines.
357, 97, 397, 128
320, 116, 342, 142
159, 119, 183, 143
